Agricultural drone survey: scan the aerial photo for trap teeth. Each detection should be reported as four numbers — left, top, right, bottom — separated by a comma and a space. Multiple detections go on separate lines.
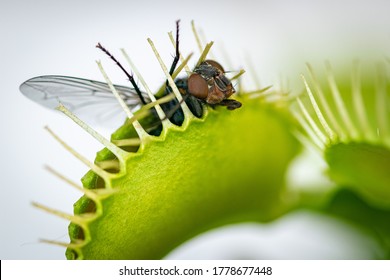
295, 61, 390, 150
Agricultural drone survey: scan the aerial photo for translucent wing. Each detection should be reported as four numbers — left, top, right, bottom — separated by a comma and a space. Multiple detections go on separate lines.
20, 75, 151, 128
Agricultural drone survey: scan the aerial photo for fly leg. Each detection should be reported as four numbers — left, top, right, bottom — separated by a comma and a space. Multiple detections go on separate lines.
96, 43, 164, 135
217, 99, 242, 110
160, 20, 188, 125
168, 20, 181, 81
96, 43, 147, 105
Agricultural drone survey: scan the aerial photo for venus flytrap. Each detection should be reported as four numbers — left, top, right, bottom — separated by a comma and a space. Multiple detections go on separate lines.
293, 61, 390, 257
295, 61, 390, 208
39, 37, 299, 259
26, 22, 390, 259
66, 102, 299, 259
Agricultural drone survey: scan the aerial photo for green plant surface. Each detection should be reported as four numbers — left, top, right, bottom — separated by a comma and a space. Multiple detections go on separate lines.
325, 142, 390, 208
66, 98, 300, 259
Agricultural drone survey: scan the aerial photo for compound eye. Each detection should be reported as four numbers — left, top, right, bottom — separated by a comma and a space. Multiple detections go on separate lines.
188, 73, 208, 99
203, 60, 225, 73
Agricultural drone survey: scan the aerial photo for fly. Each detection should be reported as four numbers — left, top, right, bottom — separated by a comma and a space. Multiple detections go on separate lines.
187, 59, 241, 110
20, 21, 242, 132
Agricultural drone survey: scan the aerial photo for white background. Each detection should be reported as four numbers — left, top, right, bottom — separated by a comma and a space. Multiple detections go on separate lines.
1, 0, 389, 259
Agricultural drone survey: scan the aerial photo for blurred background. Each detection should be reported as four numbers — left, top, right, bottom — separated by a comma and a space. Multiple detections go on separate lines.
1, 0, 389, 259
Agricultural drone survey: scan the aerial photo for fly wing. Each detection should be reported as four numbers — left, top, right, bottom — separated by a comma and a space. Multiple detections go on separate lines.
20, 75, 151, 128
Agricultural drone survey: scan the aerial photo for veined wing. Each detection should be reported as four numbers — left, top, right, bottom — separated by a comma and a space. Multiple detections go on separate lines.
20, 75, 151, 127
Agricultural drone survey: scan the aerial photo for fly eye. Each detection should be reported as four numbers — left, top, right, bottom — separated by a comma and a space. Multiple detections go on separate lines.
203, 60, 225, 73
188, 73, 209, 99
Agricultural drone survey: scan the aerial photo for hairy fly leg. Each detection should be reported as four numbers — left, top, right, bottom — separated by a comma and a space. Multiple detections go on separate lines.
96, 43, 163, 135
